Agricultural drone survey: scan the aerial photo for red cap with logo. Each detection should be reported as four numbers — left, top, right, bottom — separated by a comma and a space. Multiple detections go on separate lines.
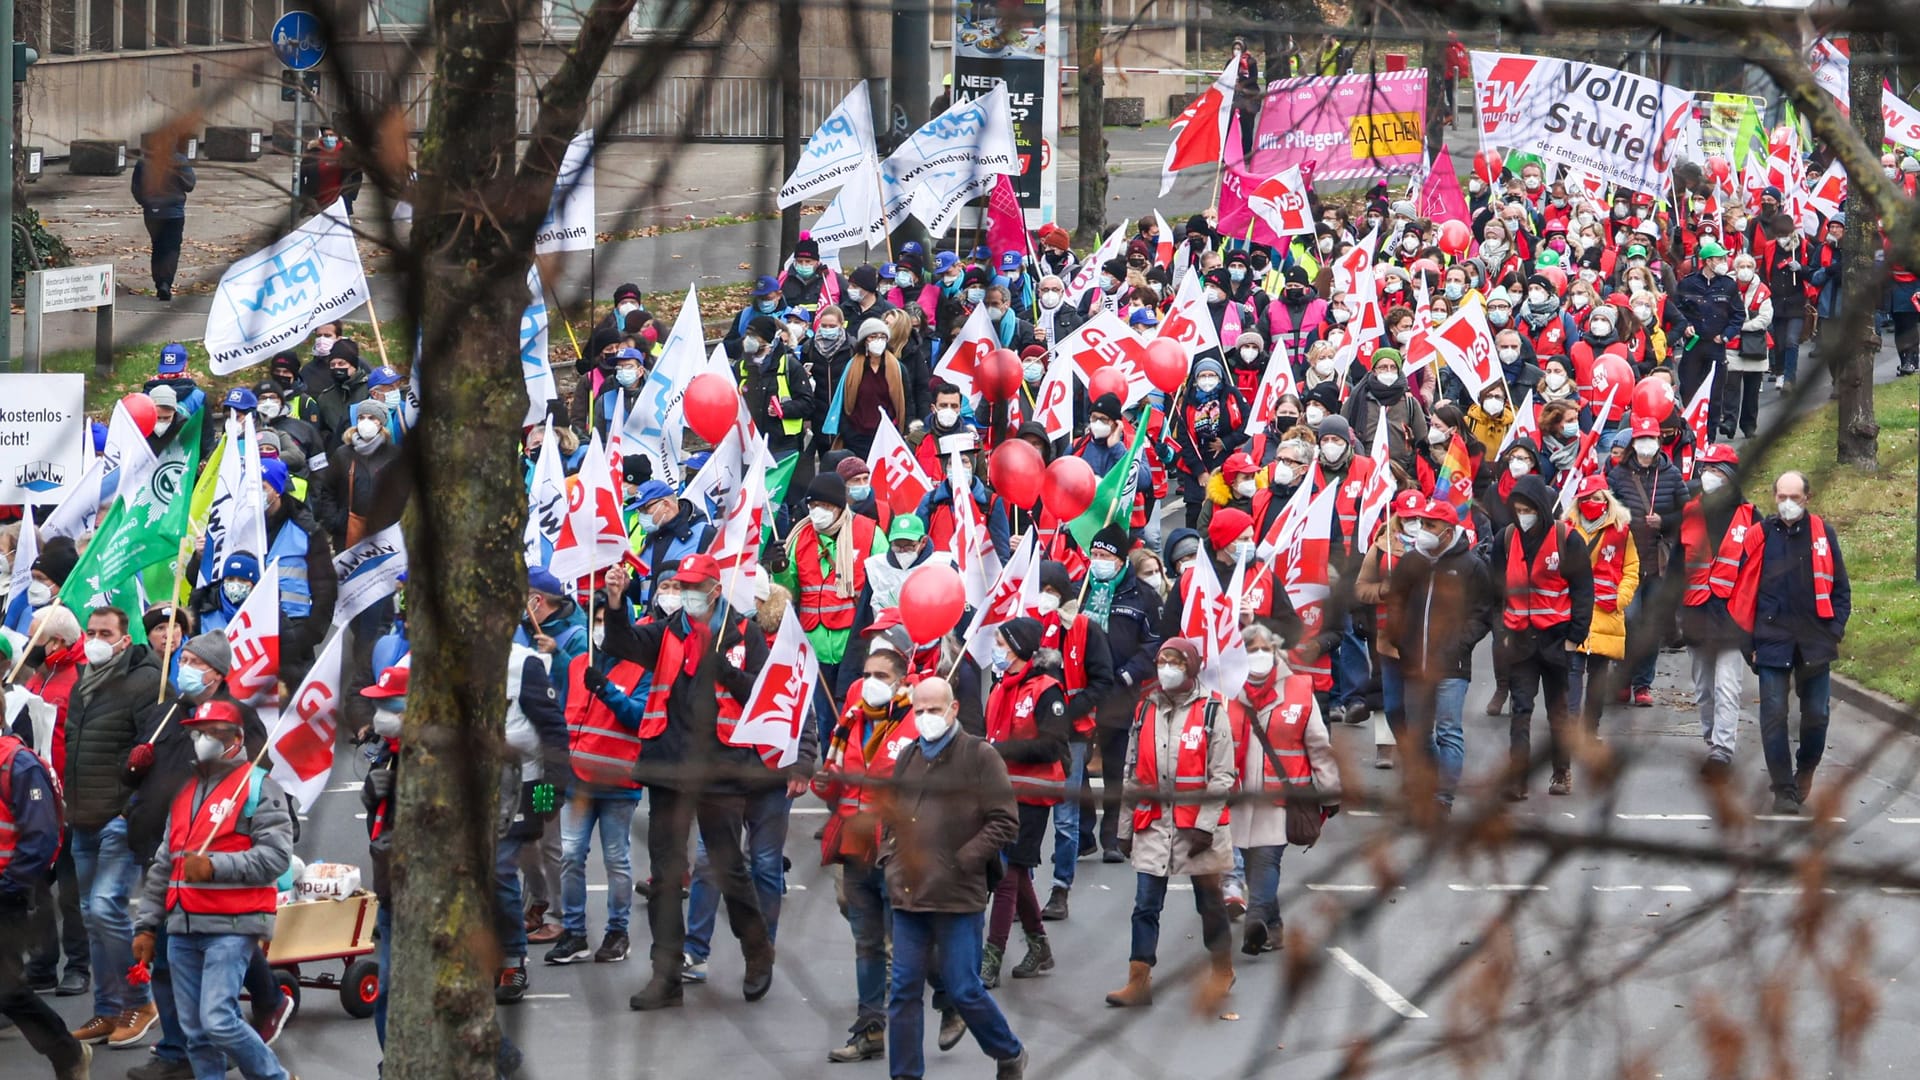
361, 665, 410, 700
184, 700, 245, 727
673, 554, 721, 584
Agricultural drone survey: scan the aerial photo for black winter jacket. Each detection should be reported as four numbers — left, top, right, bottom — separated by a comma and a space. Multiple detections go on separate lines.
1608, 453, 1687, 573
64, 645, 165, 828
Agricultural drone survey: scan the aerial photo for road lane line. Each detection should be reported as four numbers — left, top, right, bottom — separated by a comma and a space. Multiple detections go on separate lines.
1888, 818, 1920, 824
1880, 887, 1920, 895
1650, 885, 1693, 893
1448, 884, 1548, 892
1327, 947, 1427, 1019
1754, 814, 1846, 823
1306, 884, 1379, 892
1736, 886, 1837, 895
1616, 813, 1711, 821
1592, 885, 1643, 892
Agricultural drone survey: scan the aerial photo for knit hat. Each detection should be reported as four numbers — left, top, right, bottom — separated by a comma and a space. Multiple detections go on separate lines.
835, 456, 870, 482
857, 317, 889, 343
1039, 560, 1073, 598
32, 535, 79, 587
147, 384, 179, 411
794, 236, 821, 260
1193, 358, 1227, 383
998, 616, 1043, 661
219, 552, 261, 584
183, 631, 232, 676
1207, 507, 1253, 552
143, 603, 191, 637
1157, 636, 1201, 677
746, 315, 782, 342
613, 283, 643, 303
806, 473, 848, 509
1040, 225, 1071, 252
1235, 331, 1265, 349
1089, 393, 1124, 421
1315, 414, 1353, 443
260, 458, 289, 495
849, 265, 881, 292
1090, 524, 1130, 559
1371, 348, 1403, 369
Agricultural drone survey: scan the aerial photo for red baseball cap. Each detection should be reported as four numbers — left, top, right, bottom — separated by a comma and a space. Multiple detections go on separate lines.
1391, 489, 1425, 519
184, 700, 245, 727
1697, 443, 1739, 467
1222, 452, 1258, 479
673, 553, 721, 584
1629, 415, 1661, 438
1414, 498, 1459, 526
361, 665, 410, 700
1574, 474, 1608, 500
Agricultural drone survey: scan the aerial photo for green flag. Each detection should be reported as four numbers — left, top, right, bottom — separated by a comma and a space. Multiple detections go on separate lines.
765, 452, 801, 507
1731, 98, 1767, 172
1066, 421, 1148, 551
65, 407, 206, 621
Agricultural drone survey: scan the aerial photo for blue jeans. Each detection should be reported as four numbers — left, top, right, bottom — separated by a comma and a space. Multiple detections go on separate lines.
494, 835, 528, 963
1050, 741, 1089, 890
560, 795, 637, 935
150, 927, 275, 1065
1381, 656, 1405, 722
842, 862, 890, 1029
1771, 316, 1804, 381
1405, 677, 1469, 805
1130, 872, 1230, 965
70, 816, 148, 1017
685, 787, 790, 961
1626, 586, 1659, 691
887, 910, 1022, 1078
168, 933, 287, 1080
1758, 663, 1831, 796
1330, 611, 1370, 709
1243, 845, 1285, 930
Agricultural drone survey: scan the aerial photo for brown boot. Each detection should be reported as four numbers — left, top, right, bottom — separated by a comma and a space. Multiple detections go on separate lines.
1194, 950, 1236, 1016
1104, 960, 1153, 1007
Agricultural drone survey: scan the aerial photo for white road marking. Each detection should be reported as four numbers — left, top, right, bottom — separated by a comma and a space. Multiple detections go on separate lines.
326, 782, 364, 793
1345, 810, 1382, 817
789, 807, 828, 816
1306, 883, 1379, 892
1879, 887, 1920, 895
1616, 813, 1712, 821
1448, 884, 1547, 892
1736, 887, 1837, 896
1592, 885, 1643, 892
1650, 885, 1693, 893
1887, 818, 1920, 825
1754, 814, 1846, 823
1327, 947, 1427, 1019
522, 993, 571, 1000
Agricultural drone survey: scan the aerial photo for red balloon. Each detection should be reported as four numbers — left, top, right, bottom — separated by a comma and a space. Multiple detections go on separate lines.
899, 563, 966, 644
120, 392, 156, 436
987, 439, 1045, 506
682, 372, 737, 446
1706, 155, 1731, 188
1088, 366, 1128, 406
1143, 338, 1190, 395
1437, 220, 1472, 258
1631, 375, 1674, 425
1536, 266, 1567, 296
1409, 257, 1441, 281
1592, 352, 1635, 420
1473, 151, 1503, 186
1041, 456, 1097, 520
976, 348, 1023, 403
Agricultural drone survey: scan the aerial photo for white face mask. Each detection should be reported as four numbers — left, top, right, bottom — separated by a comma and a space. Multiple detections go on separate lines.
617, 301, 641, 316
915, 707, 953, 741
1088, 420, 1114, 441
1313, 357, 1336, 377
1156, 664, 1187, 691
1272, 463, 1298, 488
1234, 479, 1257, 498
1528, 289, 1550, 307
809, 506, 838, 532
1497, 347, 1520, 364
1320, 440, 1346, 464
1482, 397, 1506, 416
257, 400, 283, 420
357, 417, 383, 440
1515, 510, 1539, 532
1736, 268, 1755, 283
862, 677, 895, 708
1305, 405, 1327, 424
1040, 291, 1063, 310
1777, 497, 1806, 521
1239, 346, 1259, 362
1508, 457, 1532, 477
935, 407, 961, 428
1632, 304, 1654, 322
1195, 376, 1220, 393
372, 710, 404, 739
866, 338, 888, 356
1036, 592, 1062, 617
1232, 539, 1255, 563
1545, 372, 1568, 390
27, 580, 52, 606
1700, 471, 1726, 493
314, 336, 335, 356
1247, 650, 1275, 678
680, 590, 713, 620
1376, 368, 1399, 387
191, 731, 231, 764
657, 591, 684, 615
83, 637, 115, 666
1413, 527, 1445, 555
1633, 437, 1660, 458
153, 418, 173, 437
1204, 288, 1224, 304
591, 625, 606, 649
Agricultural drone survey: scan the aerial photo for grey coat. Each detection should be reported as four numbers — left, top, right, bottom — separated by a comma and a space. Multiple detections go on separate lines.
1120, 685, 1237, 878
136, 763, 294, 940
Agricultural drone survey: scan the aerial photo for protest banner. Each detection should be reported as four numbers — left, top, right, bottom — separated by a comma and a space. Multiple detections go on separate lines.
1471, 51, 1695, 197
1245, 71, 1427, 184
0, 374, 85, 506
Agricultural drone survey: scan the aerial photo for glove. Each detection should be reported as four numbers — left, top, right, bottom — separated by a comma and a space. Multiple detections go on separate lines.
180, 855, 216, 883
132, 931, 157, 967
530, 781, 557, 815
1117, 837, 1133, 859
365, 766, 396, 803
1178, 827, 1213, 858
582, 667, 609, 696
127, 743, 156, 776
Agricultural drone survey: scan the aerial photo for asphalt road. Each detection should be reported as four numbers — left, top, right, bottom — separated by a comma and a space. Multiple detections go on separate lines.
27, 333, 1920, 1080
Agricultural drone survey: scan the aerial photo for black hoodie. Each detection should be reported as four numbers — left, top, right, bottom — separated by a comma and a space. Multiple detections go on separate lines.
1489, 474, 1594, 657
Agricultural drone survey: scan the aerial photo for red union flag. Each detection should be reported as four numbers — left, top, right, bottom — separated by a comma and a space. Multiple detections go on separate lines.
224, 568, 280, 702
1061, 310, 1154, 405
267, 629, 346, 810
1158, 271, 1223, 361
932, 302, 997, 399
868, 414, 934, 516
1679, 372, 1716, 480
1031, 360, 1075, 442
1244, 354, 1299, 440
731, 606, 816, 768
1473, 54, 1542, 138
1160, 63, 1236, 196
1247, 167, 1314, 237
1805, 160, 1846, 221
1430, 299, 1501, 398
1180, 549, 1247, 700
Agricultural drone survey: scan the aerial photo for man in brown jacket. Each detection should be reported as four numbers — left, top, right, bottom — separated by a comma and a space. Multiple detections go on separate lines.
880, 677, 1028, 1080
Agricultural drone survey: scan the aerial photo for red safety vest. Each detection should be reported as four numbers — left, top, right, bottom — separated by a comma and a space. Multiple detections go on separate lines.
984, 668, 1066, 806
565, 654, 651, 790
1727, 512, 1837, 632
793, 516, 876, 632
1228, 675, 1317, 805
1315, 456, 1376, 544
1680, 501, 1756, 606
1131, 697, 1225, 832
1581, 521, 1632, 612
1037, 612, 1093, 727
0, 736, 24, 877
163, 765, 276, 918
814, 703, 920, 864
642, 618, 783, 769
1503, 522, 1574, 630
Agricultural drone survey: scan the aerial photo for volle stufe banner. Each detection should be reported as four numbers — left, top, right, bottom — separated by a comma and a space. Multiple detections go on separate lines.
1471, 51, 1696, 198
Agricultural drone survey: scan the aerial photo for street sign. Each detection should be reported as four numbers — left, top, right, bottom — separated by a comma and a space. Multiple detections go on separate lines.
22, 265, 114, 373
272, 11, 325, 71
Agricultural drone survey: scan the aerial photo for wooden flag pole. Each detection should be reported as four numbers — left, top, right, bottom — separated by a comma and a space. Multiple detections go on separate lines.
363, 292, 394, 369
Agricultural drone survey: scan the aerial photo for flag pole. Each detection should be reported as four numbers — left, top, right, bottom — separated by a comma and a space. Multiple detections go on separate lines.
583, 576, 594, 667
4, 620, 48, 685
715, 553, 747, 656
540, 258, 586, 362
363, 292, 393, 369
872, 164, 894, 263
195, 692, 299, 858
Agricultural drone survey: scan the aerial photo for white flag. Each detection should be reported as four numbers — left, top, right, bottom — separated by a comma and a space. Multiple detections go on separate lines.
1497, 389, 1540, 457
100, 399, 158, 507
331, 523, 407, 628
1158, 269, 1224, 361
524, 418, 566, 571
709, 436, 771, 612
961, 531, 1037, 667
623, 286, 703, 489
867, 414, 934, 517
780, 80, 877, 207
203, 416, 267, 585
520, 265, 557, 425
535, 130, 596, 254
810, 155, 890, 255
879, 84, 1020, 228
730, 606, 815, 768
4, 512, 37, 633
268, 628, 346, 811
223, 561, 281, 703
1065, 219, 1131, 307
206, 202, 369, 375
548, 434, 628, 582
931, 301, 999, 400
1181, 548, 1247, 700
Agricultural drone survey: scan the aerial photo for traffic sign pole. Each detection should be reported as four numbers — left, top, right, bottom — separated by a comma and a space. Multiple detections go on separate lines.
272, 11, 326, 232
2, 0, 15, 366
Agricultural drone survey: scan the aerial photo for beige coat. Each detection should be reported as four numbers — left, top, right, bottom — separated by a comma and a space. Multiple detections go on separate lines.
1229, 685, 1342, 850
1120, 684, 1237, 878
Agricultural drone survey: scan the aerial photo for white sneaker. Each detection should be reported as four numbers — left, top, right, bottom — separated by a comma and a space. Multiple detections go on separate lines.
681, 954, 708, 983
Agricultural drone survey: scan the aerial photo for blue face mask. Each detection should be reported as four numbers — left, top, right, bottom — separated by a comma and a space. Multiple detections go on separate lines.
793, 262, 817, 279
895, 270, 916, 289
756, 298, 779, 313
1444, 283, 1464, 300
816, 328, 843, 348
175, 665, 207, 696
965, 287, 986, 305
991, 645, 1012, 672
1229, 267, 1246, 283
848, 483, 872, 502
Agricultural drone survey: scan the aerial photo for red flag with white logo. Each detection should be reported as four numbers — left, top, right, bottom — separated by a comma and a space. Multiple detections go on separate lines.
869, 414, 934, 517
730, 606, 815, 768
1160, 63, 1237, 196
1060, 309, 1154, 406
1180, 548, 1248, 700
932, 302, 998, 400
1158, 270, 1224, 360
1430, 298, 1501, 399
1247, 167, 1315, 238
1680, 372, 1716, 480
266, 629, 345, 811
224, 567, 280, 703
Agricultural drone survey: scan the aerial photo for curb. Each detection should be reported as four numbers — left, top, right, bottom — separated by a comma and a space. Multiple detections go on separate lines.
1831, 672, 1919, 738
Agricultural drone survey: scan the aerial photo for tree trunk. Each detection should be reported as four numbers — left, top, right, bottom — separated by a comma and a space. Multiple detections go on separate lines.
778, 0, 802, 257
1073, 0, 1107, 248
1838, 31, 1884, 469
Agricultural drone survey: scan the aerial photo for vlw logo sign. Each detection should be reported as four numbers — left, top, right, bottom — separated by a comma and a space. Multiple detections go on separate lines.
14, 461, 63, 492
236, 248, 322, 317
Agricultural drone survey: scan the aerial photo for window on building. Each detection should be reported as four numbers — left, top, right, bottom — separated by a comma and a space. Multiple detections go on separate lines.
122, 0, 149, 49
545, 0, 588, 31
88, 0, 114, 48
371, 0, 427, 28
50, 0, 79, 53
185, 0, 212, 43
251, 0, 275, 41
631, 0, 691, 33
220, 0, 244, 40
154, 0, 179, 45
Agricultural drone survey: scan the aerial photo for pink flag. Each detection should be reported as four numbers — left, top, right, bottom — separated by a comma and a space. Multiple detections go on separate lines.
985, 173, 1028, 267
224, 567, 281, 703
730, 606, 815, 768
1417, 146, 1470, 224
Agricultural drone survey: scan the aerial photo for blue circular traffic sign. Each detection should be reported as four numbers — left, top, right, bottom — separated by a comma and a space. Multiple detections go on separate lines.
272, 12, 326, 71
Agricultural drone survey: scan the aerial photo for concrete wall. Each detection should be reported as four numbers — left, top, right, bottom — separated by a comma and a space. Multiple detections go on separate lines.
25, 45, 285, 157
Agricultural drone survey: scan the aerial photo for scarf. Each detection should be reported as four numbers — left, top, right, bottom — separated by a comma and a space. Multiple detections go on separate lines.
791, 506, 862, 599
1084, 570, 1122, 629
1365, 373, 1407, 407
827, 699, 904, 770
351, 429, 385, 455
1240, 669, 1279, 711
1520, 295, 1561, 331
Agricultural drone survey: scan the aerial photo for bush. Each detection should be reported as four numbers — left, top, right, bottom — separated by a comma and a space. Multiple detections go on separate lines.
11, 205, 73, 295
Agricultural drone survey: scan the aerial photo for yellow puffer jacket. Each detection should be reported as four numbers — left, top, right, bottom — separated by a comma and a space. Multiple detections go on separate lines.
1563, 493, 1640, 659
